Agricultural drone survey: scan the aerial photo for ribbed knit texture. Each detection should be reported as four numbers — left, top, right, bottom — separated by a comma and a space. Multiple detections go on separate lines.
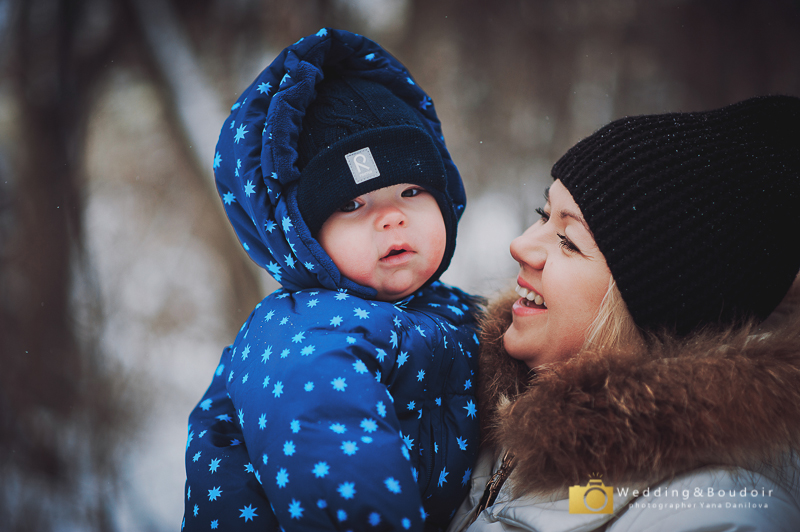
295, 76, 457, 285
553, 95, 800, 335
296, 77, 449, 234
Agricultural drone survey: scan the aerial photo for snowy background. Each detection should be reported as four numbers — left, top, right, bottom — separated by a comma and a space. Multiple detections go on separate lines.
2, 0, 800, 530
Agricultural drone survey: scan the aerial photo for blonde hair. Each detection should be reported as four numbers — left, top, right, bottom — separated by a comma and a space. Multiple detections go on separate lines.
582, 277, 643, 351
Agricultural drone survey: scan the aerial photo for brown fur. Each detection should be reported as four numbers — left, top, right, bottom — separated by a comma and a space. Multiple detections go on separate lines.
478, 281, 800, 496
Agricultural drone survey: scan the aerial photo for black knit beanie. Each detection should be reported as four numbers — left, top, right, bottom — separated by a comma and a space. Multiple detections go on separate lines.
552, 95, 800, 335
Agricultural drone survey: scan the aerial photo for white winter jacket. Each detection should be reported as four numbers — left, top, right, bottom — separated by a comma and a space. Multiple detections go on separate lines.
449, 451, 800, 532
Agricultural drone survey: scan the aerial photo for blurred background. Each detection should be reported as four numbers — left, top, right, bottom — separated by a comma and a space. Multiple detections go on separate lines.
1, 0, 799, 530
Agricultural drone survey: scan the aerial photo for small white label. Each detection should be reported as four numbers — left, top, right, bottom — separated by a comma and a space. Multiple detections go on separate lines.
345, 147, 380, 184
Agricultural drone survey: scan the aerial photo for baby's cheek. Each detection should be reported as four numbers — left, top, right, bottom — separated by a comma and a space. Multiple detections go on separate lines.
428, 225, 447, 268
341, 261, 375, 285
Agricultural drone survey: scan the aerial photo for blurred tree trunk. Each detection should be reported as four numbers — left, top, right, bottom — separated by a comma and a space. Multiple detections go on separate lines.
0, 0, 130, 529
126, 0, 264, 323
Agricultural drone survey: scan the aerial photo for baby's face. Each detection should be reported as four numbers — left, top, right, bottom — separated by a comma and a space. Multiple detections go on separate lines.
317, 183, 446, 302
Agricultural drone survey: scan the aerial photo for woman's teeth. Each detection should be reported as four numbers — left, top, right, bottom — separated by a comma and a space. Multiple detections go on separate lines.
515, 284, 546, 308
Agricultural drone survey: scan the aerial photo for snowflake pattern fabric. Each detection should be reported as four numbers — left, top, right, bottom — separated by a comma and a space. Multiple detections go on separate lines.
184, 283, 479, 531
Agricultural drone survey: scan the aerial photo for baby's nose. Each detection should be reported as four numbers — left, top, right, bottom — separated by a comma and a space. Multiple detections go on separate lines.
378, 208, 406, 229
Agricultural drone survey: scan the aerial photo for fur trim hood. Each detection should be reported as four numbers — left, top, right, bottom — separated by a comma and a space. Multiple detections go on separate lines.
478, 281, 800, 496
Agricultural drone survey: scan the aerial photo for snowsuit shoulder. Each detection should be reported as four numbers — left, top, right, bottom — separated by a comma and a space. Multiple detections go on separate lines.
185, 282, 480, 531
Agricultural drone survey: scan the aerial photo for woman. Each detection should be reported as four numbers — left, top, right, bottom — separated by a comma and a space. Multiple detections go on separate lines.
449, 95, 800, 531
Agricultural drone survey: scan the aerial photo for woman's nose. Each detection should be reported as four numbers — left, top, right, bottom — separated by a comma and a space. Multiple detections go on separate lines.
510, 227, 546, 269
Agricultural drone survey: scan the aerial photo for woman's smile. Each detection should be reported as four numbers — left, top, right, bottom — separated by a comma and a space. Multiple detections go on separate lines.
512, 297, 547, 316
503, 180, 611, 368
513, 281, 547, 316
514, 282, 546, 307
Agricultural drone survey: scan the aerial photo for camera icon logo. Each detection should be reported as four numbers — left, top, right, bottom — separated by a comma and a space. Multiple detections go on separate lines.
568, 477, 614, 514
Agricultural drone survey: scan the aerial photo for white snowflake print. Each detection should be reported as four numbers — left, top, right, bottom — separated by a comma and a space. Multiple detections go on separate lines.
384, 477, 402, 494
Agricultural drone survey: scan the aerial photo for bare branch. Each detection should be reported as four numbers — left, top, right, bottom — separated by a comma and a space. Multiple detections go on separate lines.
130, 0, 227, 191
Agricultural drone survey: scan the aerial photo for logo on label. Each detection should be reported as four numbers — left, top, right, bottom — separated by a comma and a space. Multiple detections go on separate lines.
345, 147, 380, 184
569, 477, 614, 514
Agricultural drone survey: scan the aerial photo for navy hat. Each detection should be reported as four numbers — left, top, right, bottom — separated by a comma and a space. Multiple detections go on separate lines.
296, 76, 457, 284
553, 95, 800, 335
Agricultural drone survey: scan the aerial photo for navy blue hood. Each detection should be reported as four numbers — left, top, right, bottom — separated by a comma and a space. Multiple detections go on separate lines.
213, 28, 466, 299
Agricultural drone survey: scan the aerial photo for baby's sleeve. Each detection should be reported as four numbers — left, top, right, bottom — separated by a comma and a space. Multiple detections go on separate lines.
183, 345, 279, 531
226, 302, 425, 531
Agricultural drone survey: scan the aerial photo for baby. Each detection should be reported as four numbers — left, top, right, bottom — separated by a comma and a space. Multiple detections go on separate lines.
183, 30, 480, 532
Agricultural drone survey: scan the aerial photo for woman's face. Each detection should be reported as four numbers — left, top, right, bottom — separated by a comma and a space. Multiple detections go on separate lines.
504, 179, 612, 368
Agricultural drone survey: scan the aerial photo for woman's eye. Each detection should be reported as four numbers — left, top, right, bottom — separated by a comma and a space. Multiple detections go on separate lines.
401, 187, 422, 198
535, 207, 550, 223
340, 200, 361, 213
557, 233, 580, 253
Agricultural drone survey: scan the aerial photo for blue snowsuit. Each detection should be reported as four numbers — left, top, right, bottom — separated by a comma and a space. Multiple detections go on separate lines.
183, 29, 480, 531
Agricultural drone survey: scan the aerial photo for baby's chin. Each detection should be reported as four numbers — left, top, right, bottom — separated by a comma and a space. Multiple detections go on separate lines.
373, 277, 426, 302
375, 286, 420, 302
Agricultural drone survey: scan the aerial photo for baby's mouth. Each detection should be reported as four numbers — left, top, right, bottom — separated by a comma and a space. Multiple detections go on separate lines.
515, 284, 547, 308
381, 245, 413, 260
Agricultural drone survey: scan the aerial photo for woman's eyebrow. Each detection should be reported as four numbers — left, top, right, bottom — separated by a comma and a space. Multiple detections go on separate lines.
545, 184, 593, 235
558, 209, 593, 236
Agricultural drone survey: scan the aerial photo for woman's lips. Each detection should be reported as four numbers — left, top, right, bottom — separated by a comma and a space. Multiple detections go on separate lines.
516, 276, 536, 291
515, 282, 546, 307
512, 297, 548, 316
513, 278, 547, 316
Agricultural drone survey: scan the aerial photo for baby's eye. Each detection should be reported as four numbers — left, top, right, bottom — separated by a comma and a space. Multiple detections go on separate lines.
401, 187, 423, 198
340, 199, 361, 213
